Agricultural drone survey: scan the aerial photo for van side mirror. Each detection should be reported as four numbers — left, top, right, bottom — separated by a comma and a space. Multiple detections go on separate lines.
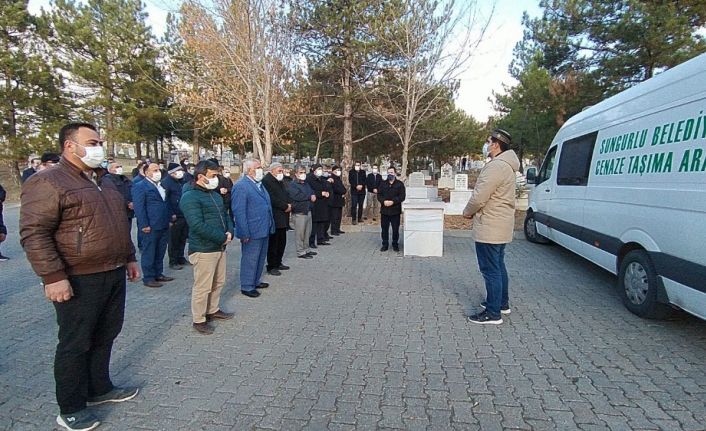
526, 167, 537, 184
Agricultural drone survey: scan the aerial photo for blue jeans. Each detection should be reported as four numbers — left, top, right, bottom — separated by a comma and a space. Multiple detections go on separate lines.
475, 242, 509, 318
140, 228, 169, 283
240, 237, 268, 292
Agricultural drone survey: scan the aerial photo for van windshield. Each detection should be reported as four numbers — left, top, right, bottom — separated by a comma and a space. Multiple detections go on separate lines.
537, 146, 557, 185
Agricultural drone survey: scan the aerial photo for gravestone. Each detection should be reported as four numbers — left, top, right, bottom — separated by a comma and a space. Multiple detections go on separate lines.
409, 172, 425, 187
454, 173, 469, 191
438, 163, 455, 189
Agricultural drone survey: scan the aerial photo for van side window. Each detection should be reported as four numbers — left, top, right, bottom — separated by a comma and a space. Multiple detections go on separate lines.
537, 146, 557, 185
557, 131, 598, 186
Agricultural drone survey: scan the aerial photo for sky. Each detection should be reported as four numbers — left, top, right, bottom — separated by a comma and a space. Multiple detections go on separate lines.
27, 0, 541, 122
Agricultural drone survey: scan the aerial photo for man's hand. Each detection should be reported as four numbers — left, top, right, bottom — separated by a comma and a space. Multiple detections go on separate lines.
223, 232, 233, 245
0, 233, 6, 243
126, 262, 140, 282
384, 200, 394, 207
141, 226, 151, 234
310, 195, 317, 202
127, 202, 134, 210
356, 185, 363, 190
322, 191, 330, 198
241, 237, 250, 244
373, 188, 378, 194
44, 279, 73, 303
220, 187, 228, 195
285, 204, 292, 213
327, 178, 334, 183
171, 214, 177, 222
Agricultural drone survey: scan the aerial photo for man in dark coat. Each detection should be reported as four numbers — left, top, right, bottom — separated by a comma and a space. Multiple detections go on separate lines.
348, 160, 367, 224
328, 165, 346, 235
162, 163, 190, 269
21, 156, 41, 183
365, 164, 383, 221
306, 164, 331, 247
377, 166, 406, 252
103, 162, 135, 235
0, 182, 7, 261
262, 162, 292, 276
218, 166, 234, 218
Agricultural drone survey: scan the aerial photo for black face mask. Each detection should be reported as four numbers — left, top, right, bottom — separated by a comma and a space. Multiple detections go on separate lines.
387, 174, 395, 181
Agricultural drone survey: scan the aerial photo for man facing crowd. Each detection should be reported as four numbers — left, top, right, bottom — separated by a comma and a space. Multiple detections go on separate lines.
180, 160, 235, 335
365, 164, 382, 221
232, 159, 274, 298
378, 166, 406, 252
307, 164, 331, 247
21, 155, 41, 183
132, 163, 174, 288
287, 165, 317, 259
464, 129, 519, 325
104, 162, 134, 234
20, 122, 140, 431
262, 162, 292, 276
348, 161, 367, 224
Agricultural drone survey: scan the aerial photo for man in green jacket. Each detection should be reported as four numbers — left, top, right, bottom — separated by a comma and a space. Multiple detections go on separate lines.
180, 160, 235, 335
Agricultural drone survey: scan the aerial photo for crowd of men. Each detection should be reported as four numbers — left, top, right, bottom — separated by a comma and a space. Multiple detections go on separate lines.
15, 121, 517, 430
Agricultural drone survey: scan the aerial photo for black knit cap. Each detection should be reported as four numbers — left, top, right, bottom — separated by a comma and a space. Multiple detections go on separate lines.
491, 128, 512, 145
167, 162, 182, 173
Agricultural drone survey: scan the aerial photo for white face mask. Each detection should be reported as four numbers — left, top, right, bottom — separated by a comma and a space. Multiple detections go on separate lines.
188, 169, 195, 176
223, 172, 231, 178
204, 176, 219, 190
372, 168, 378, 174
115, 167, 124, 175
354, 165, 360, 171
315, 169, 323, 177
275, 173, 284, 181
78, 144, 105, 168
151, 171, 162, 182
174, 171, 184, 180
482, 142, 490, 158
334, 170, 341, 176
298, 173, 307, 181
254, 168, 264, 182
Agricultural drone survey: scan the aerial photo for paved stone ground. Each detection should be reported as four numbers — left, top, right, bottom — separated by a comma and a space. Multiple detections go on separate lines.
1, 205, 705, 431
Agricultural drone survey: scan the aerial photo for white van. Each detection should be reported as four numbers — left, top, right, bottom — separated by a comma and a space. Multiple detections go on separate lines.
524, 52, 706, 320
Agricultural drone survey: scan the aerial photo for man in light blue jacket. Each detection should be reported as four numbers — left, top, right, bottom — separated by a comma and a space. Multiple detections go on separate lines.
231, 159, 275, 298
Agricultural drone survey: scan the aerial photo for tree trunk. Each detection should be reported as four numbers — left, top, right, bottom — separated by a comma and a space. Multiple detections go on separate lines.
105, 105, 114, 157
192, 124, 200, 162
135, 142, 142, 161
341, 67, 353, 172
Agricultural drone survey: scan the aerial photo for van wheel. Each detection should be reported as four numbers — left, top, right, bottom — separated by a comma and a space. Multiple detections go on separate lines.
618, 250, 673, 319
524, 212, 549, 244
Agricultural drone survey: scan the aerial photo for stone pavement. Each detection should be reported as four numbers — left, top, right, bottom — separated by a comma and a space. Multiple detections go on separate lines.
0, 205, 705, 431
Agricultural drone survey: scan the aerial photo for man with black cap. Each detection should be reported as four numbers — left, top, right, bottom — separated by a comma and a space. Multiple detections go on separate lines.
262, 162, 292, 276
348, 161, 367, 224
306, 164, 331, 247
464, 128, 520, 325
38, 152, 61, 171
377, 166, 406, 252
162, 162, 190, 269
104, 161, 135, 235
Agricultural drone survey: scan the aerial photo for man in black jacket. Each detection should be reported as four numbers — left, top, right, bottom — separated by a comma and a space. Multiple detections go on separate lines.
377, 166, 406, 252
104, 162, 135, 236
307, 164, 331, 247
365, 164, 382, 222
262, 162, 293, 276
348, 161, 367, 224
328, 165, 347, 235
0, 182, 7, 261
162, 163, 190, 270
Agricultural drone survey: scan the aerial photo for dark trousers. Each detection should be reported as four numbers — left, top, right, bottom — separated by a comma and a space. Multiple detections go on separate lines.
140, 228, 168, 283
267, 227, 288, 270
168, 217, 188, 265
309, 221, 327, 245
381, 213, 401, 247
53, 267, 126, 414
330, 207, 343, 233
475, 242, 509, 318
350, 193, 365, 221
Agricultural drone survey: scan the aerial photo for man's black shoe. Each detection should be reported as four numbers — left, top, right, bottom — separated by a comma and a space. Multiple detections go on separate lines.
156, 276, 174, 282
309, 243, 318, 249
352, 219, 358, 225
169, 264, 184, 270
0, 254, 10, 262
144, 281, 163, 288
87, 387, 139, 406
317, 241, 331, 245
278, 265, 290, 270
267, 268, 282, 276
338, 231, 346, 234
468, 310, 503, 325
241, 290, 260, 298
206, 310, 235, 320
178, 258, 191, 266
331, 232, 340, 236
306, 251, 317, 256
380, 245, 389, 252
257, 282, 270, 289
392, 245, 400, 252
193, 321, 215, 335
56, 410, 100, 431
298, 254, 313, 259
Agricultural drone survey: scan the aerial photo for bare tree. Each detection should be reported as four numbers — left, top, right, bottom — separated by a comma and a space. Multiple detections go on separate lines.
364, 0, 492, 179
170, 0, 294, 165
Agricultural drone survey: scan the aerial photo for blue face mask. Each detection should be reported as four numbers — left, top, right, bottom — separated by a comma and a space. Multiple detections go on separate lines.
387, 174, 395, 181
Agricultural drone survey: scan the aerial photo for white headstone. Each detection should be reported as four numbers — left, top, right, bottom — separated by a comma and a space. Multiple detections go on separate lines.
409, 172, 425, 187
438, 163, 455, 189
454, 174, 469, 191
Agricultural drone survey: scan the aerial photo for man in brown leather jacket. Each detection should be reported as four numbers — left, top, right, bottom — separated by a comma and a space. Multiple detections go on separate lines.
20, 122, 141, 431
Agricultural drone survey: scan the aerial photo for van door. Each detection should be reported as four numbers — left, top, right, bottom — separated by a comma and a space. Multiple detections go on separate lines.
532, 145, 558, 239
550, 132, 598, 253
